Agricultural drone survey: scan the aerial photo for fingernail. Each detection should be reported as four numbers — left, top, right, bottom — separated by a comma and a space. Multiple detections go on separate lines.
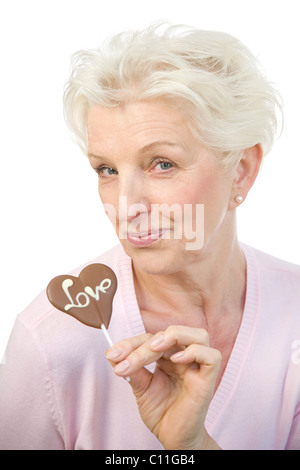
106, 346, 122, 360
171, 351, 185, 360
150, 334, 164, 348
114, 360, 130, 374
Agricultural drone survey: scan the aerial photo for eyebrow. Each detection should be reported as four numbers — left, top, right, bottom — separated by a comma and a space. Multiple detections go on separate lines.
140, 141, 182, 152
88, 140, 183, 160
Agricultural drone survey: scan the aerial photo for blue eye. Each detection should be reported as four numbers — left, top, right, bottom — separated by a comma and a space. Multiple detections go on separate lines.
156, 161, 172, 171
97, 167, 118, 177
106, 168, 118, 175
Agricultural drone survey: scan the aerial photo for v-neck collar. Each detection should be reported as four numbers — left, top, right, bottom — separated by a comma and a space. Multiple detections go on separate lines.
205, 243, 260, 430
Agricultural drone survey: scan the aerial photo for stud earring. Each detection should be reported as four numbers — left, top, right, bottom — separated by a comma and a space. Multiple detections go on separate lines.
235, 195, 244, 204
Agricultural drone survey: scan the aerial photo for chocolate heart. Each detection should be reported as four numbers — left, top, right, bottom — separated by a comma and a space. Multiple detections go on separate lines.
46, 264, 117, 329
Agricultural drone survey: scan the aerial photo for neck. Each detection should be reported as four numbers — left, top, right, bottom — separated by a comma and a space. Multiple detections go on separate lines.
132, 235, 246, 333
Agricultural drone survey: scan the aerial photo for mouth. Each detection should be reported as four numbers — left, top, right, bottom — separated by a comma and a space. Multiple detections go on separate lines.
126, 229, 169, 247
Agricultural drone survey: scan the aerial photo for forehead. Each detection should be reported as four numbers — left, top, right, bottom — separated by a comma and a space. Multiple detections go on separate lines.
87, 100, 194, 154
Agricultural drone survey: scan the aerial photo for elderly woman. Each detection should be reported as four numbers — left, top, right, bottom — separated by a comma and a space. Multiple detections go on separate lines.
1, 23, 300, 451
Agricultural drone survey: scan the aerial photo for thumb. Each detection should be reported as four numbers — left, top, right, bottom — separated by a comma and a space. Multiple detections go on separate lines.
105, 352, 154, 396
122, 367, 153, 398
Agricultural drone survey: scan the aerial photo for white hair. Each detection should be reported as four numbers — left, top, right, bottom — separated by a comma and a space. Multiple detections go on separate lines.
63, 22, 283, 170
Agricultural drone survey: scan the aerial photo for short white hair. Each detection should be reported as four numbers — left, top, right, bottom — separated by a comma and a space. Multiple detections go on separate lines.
63, 22, 283, 170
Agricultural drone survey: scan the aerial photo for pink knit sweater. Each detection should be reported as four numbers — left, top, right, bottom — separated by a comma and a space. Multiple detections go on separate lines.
1, 243, 300, 450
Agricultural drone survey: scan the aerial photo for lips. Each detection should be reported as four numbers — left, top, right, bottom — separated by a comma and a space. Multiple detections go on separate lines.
126, 229, 169, 247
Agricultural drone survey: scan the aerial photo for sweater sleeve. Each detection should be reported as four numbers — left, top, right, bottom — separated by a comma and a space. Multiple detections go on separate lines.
0, 317, 64, 450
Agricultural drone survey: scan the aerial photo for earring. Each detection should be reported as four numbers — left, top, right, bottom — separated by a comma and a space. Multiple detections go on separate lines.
235, 195, 244, 204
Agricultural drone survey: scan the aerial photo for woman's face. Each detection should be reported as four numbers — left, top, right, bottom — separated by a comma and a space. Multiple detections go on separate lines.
87, 100, 236, 275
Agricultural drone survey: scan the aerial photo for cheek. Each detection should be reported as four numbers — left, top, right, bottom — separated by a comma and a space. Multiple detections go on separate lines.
98, 182, 118, 207
97, 184, 120, 229
156, 175, 214, 207
170, 174, 230, 233
184, 170, 230, 206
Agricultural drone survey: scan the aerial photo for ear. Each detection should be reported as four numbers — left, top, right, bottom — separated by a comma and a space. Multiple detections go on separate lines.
229, 144, 263, 209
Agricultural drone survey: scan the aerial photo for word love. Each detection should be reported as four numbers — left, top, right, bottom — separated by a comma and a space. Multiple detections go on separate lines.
62, 278, 111, 311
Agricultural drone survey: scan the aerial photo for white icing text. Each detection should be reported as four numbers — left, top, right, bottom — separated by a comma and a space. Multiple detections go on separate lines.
62, 278, 112, 311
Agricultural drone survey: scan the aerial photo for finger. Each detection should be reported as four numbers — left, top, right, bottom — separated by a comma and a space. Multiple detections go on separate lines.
105, 333, 153, 364
121, 363, 169, 405
150, 325, 210, 352
113, 326, 210, 377
112, 339, 166, 376
105, 335, 167, 399
113, 326, 208, 377
171, 344, 222, 379
156, 356, 189, 378
170, 344, 222, 406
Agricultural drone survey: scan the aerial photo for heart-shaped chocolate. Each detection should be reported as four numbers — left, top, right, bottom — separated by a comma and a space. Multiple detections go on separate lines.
46, 264, 117, 329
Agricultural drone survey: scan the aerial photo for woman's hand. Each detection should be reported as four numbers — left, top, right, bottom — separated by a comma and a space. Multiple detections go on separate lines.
105, 326, 222, 450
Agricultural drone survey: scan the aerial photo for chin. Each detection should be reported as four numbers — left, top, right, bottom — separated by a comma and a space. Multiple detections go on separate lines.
120, 238, 193, 276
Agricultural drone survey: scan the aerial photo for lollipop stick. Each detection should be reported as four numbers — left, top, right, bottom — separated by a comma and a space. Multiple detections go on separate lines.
101, 324, 131, 382
101, 323, 114, 347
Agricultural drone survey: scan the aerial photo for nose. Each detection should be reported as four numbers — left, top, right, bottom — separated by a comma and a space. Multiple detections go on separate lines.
117, 171, 151, 224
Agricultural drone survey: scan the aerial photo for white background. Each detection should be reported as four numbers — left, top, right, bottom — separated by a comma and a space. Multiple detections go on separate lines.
1, 0, 299, 361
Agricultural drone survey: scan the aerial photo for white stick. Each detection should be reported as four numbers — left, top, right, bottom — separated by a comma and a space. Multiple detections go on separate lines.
101, 323, 114, 347
101, 324, 131, 382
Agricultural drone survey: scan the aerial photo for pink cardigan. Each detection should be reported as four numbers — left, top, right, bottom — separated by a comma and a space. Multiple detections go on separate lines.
1, 243, 300, 450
